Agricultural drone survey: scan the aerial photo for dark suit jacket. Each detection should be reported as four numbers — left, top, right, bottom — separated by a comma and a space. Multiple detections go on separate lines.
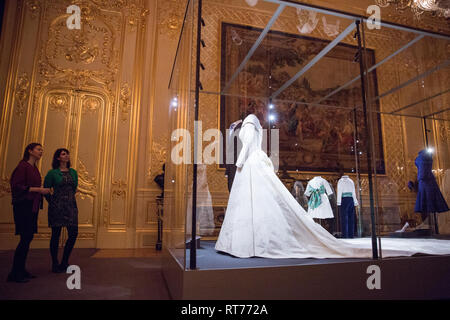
225, 121, 242, 192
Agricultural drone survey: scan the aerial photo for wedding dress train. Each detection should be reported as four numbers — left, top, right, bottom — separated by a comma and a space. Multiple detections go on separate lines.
215, 114, 450, 259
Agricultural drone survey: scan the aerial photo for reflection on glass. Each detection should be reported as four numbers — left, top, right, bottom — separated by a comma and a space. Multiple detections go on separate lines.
186, 164, 215, 237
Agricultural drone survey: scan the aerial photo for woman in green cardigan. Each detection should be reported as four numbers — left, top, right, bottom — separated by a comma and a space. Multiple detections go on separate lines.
44, 148, 78, 273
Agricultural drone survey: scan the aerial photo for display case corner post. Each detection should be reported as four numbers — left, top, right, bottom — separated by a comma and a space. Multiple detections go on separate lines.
190, 0, 203, 270
422, 116, 429, 148
355, 18, 378, 259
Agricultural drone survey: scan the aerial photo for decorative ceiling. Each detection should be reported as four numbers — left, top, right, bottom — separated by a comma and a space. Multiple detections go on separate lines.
250, 0, 450, 35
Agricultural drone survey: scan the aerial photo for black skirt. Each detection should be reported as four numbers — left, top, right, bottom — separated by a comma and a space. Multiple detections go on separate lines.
13, 200, 38, 235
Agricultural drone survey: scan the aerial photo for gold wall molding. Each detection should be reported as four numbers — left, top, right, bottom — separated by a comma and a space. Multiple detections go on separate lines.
81, 95, 101, 114
77, 158, 97, 190
119, 82, 131, 122
34, 231, 94, 240
33, 233, 52, 239
36, 0, 122, 103
148, 138, 168, 181
126, 2, 150, 31
103, 200, 109, 227
112, 179, 127, 199
145, 199, 159, 224
0, 0, 153, 248
77, 232, 96, 239
26, 0, 41, 19
157, 0, 186, 40
14, 72, 30, 117
48, 94, 69, 114
0, 178, 11, 198
76, 190, 94, 201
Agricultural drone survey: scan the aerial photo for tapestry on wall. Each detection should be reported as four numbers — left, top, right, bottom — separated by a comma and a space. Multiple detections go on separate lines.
220, 22, 385, 174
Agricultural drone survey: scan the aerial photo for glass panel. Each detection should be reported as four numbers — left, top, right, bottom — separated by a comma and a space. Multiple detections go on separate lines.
188, 0, 375, 269
169, 0, 450, 268
361, 19, 450, 258
166, 0, 195, 270
432, 117, 450, 236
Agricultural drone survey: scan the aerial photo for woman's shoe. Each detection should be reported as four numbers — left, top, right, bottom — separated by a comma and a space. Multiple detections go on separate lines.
23, 270, 37, 279
52, 264, 64, 273
395, 222, 410, 233
6, 273, 29, 283
58, 263, 69, 273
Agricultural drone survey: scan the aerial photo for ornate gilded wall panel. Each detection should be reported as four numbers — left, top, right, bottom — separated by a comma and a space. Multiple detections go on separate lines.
157, 0, 186, 40
146, 198, 159, 224
0, 0, 152, 248
33, 89, 104, 238
148, 138, 168, 181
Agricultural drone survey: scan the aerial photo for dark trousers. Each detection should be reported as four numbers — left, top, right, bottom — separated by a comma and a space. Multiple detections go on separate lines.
340, 197, 355, 238
50, 225, 78, 267
10, 233, 34, 278
10, 201, 37, 278
226, 165, 237, 192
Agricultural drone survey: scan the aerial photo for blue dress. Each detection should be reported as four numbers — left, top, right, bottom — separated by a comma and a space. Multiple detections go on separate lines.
414, 149, 449, 213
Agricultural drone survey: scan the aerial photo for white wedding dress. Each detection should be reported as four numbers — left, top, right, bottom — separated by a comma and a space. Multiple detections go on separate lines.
215, 114, 450, 259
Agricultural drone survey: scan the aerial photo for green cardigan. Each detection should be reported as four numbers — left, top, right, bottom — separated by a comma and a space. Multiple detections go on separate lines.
44, 168, 78, 192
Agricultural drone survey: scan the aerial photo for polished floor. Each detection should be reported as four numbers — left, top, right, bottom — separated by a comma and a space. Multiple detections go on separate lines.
3, 237, 449, 300
0, 248, 170, 300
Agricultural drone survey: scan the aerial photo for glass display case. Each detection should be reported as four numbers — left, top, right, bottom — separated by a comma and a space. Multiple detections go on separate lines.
165, 0, 450, 270
362, 21, 450, 252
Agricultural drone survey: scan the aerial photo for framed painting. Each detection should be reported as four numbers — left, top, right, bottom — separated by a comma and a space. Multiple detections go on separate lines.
220, 22, 385, 174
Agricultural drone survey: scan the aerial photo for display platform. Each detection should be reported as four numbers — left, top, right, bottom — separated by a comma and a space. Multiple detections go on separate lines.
187, 241, 369, 269
162, 240, 450, 299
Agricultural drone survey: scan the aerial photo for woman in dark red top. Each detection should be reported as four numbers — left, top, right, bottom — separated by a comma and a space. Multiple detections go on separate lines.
8, 143, 51, 283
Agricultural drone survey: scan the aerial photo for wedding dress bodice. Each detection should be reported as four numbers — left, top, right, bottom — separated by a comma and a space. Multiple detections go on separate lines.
235, 114, 263, 168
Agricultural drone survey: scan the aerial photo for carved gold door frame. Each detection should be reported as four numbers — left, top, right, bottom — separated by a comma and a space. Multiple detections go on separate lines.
38, 88, 108, 247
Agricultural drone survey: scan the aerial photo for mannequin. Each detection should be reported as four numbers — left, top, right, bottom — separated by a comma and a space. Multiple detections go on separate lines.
225, 103, 257, 192
225, 119, 243, 192
414, 149, 449, 234
337, 175, 359, 238
186, 164, 215, 236
305, 176, 334, 220
291, 180, 308, 211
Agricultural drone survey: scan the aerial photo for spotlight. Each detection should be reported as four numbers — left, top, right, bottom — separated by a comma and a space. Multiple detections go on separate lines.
269, 114, 276, 121
269, 103, 274, 109
171, 97, 178, 107
427, 147, 434, 154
